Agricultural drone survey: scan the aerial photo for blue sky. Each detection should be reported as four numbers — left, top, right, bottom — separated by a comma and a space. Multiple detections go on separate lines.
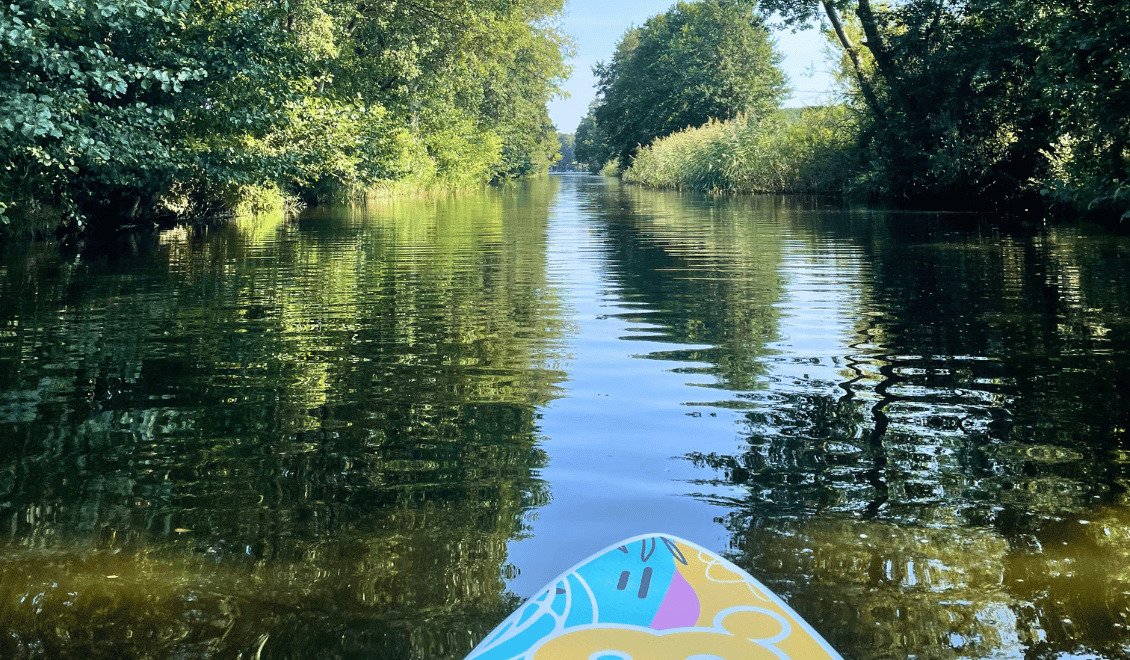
547, 0, 838, 132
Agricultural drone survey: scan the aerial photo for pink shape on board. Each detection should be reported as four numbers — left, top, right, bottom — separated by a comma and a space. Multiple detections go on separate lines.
650, 569, 700, 630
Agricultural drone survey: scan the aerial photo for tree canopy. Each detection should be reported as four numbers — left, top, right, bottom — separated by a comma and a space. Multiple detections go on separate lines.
0, 0, 572, 233
758, 0, 1129, 215
550, 133, 577, 171
579, 0, 787, 169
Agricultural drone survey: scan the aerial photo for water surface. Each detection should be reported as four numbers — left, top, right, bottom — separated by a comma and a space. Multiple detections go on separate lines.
1, 175, 1129, 658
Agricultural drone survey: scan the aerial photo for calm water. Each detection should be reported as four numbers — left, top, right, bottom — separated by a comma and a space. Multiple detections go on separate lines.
2, 175, 1129, 659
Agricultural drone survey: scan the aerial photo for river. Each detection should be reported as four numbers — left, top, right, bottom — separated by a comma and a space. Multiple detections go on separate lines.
1, 175, 1129, 658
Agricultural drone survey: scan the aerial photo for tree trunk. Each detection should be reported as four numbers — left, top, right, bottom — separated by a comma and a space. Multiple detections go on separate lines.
820, 0, 884, 119
855, 0, 896, 89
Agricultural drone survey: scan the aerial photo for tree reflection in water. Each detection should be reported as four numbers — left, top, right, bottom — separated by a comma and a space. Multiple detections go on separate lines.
595, 200, 1130, 659
0, 182, 569, 658
1, 177, 1129, 659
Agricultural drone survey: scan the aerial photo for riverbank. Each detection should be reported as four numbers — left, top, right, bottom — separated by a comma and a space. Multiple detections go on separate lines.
0, 0, 570, 242
0, 183, 466, 243
576, 0, 1128, 222
614, 102, 1127, 221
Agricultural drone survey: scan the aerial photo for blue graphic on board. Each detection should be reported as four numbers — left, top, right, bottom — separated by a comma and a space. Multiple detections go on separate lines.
470, 537, 684, 660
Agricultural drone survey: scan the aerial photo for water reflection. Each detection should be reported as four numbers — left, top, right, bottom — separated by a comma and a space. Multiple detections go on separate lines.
584, 189, 1130, 658
1, 176, 1129, 658
0, 182, 569, 658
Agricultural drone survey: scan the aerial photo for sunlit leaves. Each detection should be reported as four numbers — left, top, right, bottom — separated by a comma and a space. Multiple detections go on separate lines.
290, 0, 570, 188
1028, 0, 1130, 217
587, 0, 787, 169
0, 0, 572, 233
0, 0, 303, 227
754, 0, 1128, 216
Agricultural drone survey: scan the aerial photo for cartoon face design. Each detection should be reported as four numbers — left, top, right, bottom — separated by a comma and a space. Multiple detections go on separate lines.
572, 536, 695, 630
467, 534, 842, 660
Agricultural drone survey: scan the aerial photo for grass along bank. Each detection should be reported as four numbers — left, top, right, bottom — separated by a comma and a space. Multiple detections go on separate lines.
621, 106, 859, 195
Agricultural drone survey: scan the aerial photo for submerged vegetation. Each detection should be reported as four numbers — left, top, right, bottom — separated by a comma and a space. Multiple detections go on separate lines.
585, 0, 1129, 220
0, 0, 570, 237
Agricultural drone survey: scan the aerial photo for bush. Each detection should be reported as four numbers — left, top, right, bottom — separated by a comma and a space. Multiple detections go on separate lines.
599, 159, 621, 177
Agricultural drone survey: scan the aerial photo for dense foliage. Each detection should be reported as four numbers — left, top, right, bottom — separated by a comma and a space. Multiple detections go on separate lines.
600, 0, 1127, 218
0, 0, 570, 235
757, 0, 1130, 216
573, 108, 610, 172
578, 0, 787, 170
550, 133, 578, 171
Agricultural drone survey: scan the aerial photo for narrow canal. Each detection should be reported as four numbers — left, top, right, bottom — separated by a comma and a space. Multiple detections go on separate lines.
1, 175, 1128, 658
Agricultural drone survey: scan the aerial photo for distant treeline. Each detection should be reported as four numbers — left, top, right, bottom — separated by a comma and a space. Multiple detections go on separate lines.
550, 133, 579, 172
0, 0, 570, 236
577, 0, 1129, 220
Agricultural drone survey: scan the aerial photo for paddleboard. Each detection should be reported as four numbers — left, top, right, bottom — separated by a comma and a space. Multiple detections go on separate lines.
467, 533, 843, 659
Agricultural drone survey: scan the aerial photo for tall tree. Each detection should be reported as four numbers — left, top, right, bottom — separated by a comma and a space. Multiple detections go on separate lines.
1029, 0, 1130, 217
761, 0, 1128, 215
589, 0, 787, 169
277, 0, 571, 186
574, 108, 611, 172
0, 0, 572, 233
763, 0, 1044, 203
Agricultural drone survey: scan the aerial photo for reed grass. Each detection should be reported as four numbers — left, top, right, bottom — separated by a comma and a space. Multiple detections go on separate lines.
623, 106, 858, 195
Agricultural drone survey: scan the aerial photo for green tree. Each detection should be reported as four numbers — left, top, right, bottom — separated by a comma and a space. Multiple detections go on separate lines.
551, 133, 577, 172
0, 0, 304, 229
589, 0, 787, 169
760, 0, 1128, 216
287, 0, 571, 187
574, 109, 612, 172
0, 0, 572, 235
762, 0, 1047, 203
1030, 0, 1130, 218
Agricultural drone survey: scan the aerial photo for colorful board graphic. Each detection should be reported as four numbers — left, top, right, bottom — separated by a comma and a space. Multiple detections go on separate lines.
467, 533, 843, 660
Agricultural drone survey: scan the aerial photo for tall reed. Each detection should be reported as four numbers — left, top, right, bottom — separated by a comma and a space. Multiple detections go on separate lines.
623, 106, 858, 194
